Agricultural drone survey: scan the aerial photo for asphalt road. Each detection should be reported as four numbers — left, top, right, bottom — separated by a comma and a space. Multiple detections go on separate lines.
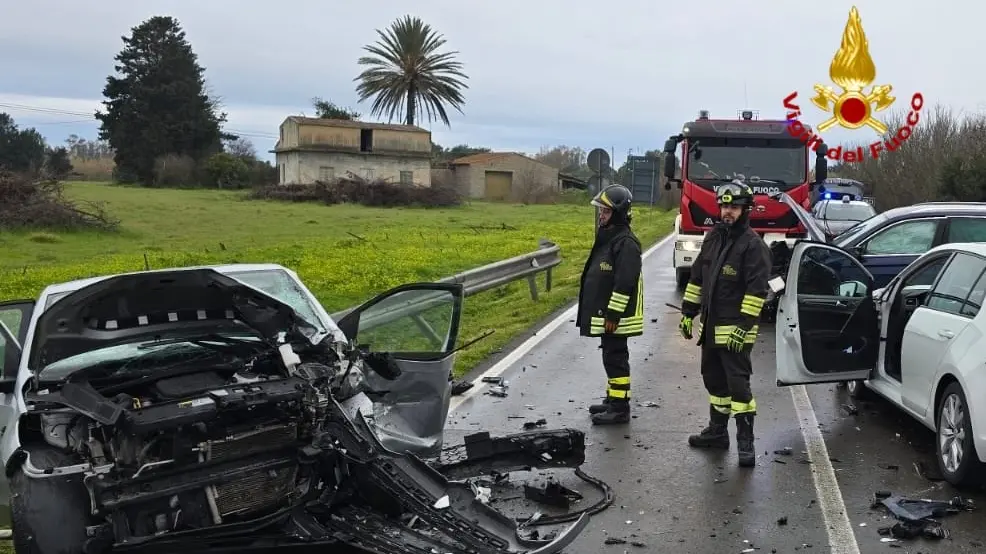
448, 237, 986, 554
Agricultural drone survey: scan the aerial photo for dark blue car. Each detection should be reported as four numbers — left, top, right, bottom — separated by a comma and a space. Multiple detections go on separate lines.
776, 198, 986, 290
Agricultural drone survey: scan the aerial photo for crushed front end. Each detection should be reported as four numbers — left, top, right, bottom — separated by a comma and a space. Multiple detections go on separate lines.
9, 269, 599, 554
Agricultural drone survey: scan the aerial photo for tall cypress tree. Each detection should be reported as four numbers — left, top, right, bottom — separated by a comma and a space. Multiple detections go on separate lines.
96, 16, 227, 184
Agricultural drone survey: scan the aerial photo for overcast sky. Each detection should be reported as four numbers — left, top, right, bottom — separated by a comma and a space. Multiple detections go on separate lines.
2, 0, 982, 166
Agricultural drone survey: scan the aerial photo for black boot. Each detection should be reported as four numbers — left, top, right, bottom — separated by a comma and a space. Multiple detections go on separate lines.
588, 397, 611, 414
591, 400, 630, 425
687, 405, 730, 449
735, 413, 756, 467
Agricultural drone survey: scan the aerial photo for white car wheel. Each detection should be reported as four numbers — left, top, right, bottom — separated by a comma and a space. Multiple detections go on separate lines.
935, 382, 982, 487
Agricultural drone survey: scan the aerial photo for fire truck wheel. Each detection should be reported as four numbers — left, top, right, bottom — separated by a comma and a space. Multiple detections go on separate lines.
675, 269, 689, 290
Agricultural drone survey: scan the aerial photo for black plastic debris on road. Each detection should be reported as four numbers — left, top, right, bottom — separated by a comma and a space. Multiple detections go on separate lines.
523, 418, 548, 430
523, 479, 584, 509
872, 490, 975, 541
450, 379, 474, 396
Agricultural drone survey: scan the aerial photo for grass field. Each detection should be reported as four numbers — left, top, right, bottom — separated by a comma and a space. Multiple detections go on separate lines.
0, 182, 675, 376
0, 182, 674, 540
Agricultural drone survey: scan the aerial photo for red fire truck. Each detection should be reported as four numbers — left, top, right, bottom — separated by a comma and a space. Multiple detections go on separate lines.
662, 110, 828, 288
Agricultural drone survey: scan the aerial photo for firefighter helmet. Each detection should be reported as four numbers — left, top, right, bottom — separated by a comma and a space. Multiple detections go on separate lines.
716, 181, 754, 207
591, 185, 633, 223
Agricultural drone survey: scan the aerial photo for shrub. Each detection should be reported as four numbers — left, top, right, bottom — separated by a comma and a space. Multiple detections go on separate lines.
203, 152, 251, 189
0, 170, 119, 230
70, 157, 116, 181
152, 154, 199, 188
250, 176, 462, 207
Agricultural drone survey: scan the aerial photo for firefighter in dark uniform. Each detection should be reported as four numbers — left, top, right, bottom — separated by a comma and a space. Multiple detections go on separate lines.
576, 185, 644, 425
678, 181, 771, 467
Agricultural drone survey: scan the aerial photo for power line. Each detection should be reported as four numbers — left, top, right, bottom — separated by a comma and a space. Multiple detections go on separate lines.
0, 101, 279, 140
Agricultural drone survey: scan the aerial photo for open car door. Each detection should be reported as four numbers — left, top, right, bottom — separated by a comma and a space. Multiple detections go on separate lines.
775, 242, 880, 386
336, 283, 464, 458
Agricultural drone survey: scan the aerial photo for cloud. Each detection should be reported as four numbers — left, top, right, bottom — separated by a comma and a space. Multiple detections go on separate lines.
2, 0, 984, 166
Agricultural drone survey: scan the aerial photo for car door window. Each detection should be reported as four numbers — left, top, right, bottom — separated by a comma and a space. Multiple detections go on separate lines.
1, 321, 18, 381
926, 253, 986, 316
863, 220, 938, 255
797, 247, 871, 296
963, 271, 986, 317
903, 256, 950, 288
946, 217, 986, 243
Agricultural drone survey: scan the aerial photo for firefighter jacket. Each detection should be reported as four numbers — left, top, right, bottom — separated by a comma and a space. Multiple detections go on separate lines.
576, 224, 644, 337
681, 223, 771, 348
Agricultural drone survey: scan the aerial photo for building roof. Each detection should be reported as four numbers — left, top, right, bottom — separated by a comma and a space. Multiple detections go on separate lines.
285, 116, 429, 134
451, 151, 546, 166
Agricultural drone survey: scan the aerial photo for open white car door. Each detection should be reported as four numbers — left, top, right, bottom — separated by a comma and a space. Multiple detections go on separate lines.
775, 241, 880, 385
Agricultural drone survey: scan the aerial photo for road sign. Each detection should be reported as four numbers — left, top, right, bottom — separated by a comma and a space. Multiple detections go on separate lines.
587, 148, 610, 174
627, 155, 660, 205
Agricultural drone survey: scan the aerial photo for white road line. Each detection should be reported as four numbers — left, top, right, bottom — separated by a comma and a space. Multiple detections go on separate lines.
791, 384, 861, 554
448, 232, 675, 413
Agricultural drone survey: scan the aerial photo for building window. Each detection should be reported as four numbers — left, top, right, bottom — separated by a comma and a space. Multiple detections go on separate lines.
318, 166, 335, 182
400, 171, 413, 185
362, 168, 375, 180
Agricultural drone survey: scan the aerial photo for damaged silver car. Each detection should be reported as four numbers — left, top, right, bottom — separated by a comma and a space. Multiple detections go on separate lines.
0, 264, 598, 554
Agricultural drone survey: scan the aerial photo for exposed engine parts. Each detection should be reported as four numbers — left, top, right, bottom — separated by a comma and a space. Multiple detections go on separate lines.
14, 335, 599, 554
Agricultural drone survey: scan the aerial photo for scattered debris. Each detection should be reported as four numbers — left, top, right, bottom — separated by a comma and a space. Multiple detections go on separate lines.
433, 495, 450, 509
877, 463, 899, 471
871, 491, 975, 541
604, 537, 627, 545
482, 376, 505, 385
641, 401, 660, 408
523, 418, 548, 430
777, 516, 788, 526
913, 460, 944, 481
450, 379, 473, 395
842, 402, 859, 415
488, 385, 508, 397
774, 447, 793, 456
523, 479, 583, 509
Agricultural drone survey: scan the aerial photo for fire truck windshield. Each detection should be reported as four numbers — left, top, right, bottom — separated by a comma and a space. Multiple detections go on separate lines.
685, 136, 806, 188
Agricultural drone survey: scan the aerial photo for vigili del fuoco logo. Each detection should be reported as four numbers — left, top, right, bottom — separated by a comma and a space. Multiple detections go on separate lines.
782, 6, 924, 163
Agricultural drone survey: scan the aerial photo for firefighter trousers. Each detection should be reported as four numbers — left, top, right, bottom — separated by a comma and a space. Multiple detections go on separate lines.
700, 343, 756, 417
600, 335, 630, 400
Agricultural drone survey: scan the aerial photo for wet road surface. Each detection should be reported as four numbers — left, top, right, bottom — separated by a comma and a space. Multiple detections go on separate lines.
448, 238, 986, 553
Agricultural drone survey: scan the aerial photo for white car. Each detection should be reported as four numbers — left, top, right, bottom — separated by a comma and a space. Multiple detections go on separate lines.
774, 241, 986, 487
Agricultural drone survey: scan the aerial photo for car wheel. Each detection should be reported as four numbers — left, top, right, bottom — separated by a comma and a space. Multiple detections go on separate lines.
935, 382, 982, 488
10, 446, 92, 554
846, 379, 869, 399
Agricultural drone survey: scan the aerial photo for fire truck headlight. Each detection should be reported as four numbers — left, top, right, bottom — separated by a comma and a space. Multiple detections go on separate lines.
676, 240, 702, 251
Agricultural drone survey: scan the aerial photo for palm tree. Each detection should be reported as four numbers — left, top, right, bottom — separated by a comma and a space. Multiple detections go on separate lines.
354, 15, 468, 127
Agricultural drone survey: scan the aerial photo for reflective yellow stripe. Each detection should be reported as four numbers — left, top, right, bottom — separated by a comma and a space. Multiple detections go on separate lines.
712, 325, 759, 345
710, 394, 732, 414
607, 388, 630, 399
609, 377, 630, 386
592, 278, 644, 336
740, 294, 765, 317
683, 282, 701, 304
608, 291, 630, 312
731, 398, 757, 415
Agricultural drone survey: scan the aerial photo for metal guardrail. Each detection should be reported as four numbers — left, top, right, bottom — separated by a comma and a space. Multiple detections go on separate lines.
329, 238, 562, 323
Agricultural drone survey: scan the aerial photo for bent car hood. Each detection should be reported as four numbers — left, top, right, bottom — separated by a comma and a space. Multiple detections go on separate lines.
769, 192, 828, 243
29, 268, 322, 369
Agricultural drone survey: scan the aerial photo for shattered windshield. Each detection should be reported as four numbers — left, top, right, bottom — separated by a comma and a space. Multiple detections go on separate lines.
687, 136, 806, 187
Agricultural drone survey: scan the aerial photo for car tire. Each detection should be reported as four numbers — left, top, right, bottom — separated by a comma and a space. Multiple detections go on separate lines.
10, 446, 92, 554
676, 269, 689, 290
935, 382, 983, 488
